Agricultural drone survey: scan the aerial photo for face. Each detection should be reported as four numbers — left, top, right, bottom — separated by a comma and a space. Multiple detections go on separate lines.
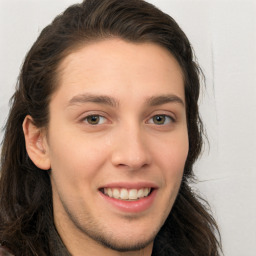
45, 39, 188, 255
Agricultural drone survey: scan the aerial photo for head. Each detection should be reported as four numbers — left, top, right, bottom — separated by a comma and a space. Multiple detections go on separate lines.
0, 0, 210, 255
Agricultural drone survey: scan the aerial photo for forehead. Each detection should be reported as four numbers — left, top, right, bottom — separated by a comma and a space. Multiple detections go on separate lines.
53, 38, 185, 103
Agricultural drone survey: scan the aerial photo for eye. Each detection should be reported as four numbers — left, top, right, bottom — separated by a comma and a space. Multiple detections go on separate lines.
84, 115, 107, 125
148, 115, 174, 125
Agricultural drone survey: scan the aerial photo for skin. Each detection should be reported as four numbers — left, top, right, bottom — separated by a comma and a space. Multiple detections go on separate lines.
24, 38, 188, 256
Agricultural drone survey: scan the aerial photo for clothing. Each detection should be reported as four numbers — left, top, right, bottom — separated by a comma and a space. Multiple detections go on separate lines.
0, 246, 14, 256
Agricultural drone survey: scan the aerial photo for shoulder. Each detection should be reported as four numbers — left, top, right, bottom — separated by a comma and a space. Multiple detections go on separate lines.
0, 246, 14, 256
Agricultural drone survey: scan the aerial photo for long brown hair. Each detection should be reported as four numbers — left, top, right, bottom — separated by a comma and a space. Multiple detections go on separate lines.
0, 0, 222, 255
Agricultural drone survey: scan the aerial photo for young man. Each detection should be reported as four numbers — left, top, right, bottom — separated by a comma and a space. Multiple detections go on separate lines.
0, 0, 221, 255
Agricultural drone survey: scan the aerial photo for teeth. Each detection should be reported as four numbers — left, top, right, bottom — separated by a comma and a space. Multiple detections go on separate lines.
103, 188, 151, 200
120, 188, 129, 200
137, 188, 144, 198
129, 189, 137, 200
113, 188, 119, 199
144, 188, 149, 197
107, 188, 113, 197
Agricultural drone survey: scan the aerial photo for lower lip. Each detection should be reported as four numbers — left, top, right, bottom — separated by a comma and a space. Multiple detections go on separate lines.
99, 189, 157, 213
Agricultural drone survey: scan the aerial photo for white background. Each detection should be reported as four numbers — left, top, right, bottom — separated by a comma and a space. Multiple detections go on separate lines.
0, 0, 255, 255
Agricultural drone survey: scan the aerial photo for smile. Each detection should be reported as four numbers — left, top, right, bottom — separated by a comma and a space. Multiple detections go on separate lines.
102, 188, 152, 201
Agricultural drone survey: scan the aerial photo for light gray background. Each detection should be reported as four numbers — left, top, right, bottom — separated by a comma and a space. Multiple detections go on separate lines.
0, 0, 255, 255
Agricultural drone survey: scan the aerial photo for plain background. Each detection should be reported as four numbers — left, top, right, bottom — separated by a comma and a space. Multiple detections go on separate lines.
0, 0, 255, 255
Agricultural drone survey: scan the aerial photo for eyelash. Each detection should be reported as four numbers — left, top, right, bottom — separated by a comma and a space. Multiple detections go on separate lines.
82, 114, 175, 126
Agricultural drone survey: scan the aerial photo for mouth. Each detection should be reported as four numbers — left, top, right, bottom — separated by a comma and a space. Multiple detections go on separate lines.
99, 187, 153, 201
98, 184, 157, 213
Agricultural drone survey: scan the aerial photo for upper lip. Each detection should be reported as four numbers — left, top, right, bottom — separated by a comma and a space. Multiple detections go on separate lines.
99, 182, 158, 190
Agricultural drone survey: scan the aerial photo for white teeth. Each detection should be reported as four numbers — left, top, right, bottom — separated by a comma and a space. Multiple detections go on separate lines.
107, 188, 113, 197
137, 188, 144, 198
103, 188, 151, 200
129, 189, 138, 200
120, 189, 129, 200
113, 188, 119, 199
143, 188, 149, 197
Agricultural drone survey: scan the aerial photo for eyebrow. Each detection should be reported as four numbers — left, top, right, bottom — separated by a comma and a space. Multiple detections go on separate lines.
67, 93, 184, 108
146, 94, 185, 107
67, 93, 119, 108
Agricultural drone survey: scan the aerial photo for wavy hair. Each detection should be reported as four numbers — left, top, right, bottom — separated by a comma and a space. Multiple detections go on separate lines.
0, 0, 221, 255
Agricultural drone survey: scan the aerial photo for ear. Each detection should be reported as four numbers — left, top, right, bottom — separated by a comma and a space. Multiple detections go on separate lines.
23, 115, 51, 170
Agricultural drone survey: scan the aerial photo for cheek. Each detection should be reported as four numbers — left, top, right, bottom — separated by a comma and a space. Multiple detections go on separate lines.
155, 132, 189, 173
153, 133, 188, 219
47, 128, 110, 184
152, 132, 188, 201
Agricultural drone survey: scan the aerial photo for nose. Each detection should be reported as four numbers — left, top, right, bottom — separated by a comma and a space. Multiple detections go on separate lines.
111, 125, 151, 170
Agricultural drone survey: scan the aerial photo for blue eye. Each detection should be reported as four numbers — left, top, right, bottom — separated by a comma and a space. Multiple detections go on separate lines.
149, 115, 173, 125
84, 115, 106, 125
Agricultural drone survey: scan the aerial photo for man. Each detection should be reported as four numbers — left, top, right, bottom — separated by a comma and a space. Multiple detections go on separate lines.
0, 0, 221, 255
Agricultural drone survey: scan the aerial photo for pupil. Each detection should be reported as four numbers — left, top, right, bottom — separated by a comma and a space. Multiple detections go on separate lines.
89, 115, 99, 124
154, 115, 165, 124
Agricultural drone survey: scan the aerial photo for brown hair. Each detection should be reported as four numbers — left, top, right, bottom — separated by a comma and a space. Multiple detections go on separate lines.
0, 0, 221, 255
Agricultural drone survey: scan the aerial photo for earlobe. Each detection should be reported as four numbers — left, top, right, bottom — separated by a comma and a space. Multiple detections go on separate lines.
23, 115, 51, 170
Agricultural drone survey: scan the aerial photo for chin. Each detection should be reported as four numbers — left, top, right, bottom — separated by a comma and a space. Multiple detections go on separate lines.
90, 232, 156, 252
